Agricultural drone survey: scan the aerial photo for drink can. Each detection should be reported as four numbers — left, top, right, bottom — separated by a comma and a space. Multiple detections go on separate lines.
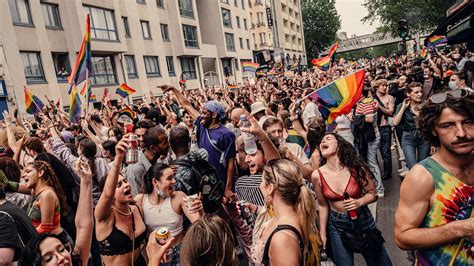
125, 134, 138, 164
155, 227, 170, 245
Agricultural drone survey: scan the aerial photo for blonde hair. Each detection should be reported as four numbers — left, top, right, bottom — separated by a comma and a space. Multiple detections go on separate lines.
263, 159, 318, 252
181, 215, 238, 266
372, 79, 388, 89
0, 126, 26, 148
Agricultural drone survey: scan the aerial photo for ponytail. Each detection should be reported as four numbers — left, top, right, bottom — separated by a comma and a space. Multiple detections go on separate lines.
296, 185, 319, 252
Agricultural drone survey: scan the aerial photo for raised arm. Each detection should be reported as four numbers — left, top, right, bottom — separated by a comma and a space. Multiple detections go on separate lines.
163, 85, 200, 120
94, 136, 128, 222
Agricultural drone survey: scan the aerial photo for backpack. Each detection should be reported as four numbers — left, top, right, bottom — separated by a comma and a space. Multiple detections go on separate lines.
173, 158, 224, 214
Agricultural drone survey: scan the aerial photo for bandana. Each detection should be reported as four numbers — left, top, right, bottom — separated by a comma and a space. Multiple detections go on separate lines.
203, 100, 226, 120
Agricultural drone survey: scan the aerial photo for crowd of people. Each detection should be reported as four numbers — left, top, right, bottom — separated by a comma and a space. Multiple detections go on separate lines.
0, 45, 472, 266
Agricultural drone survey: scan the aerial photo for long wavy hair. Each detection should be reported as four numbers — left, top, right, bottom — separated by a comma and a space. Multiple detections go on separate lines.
30, 161, 68, 216
325, 132, 373, 187
20, 233, 81, 266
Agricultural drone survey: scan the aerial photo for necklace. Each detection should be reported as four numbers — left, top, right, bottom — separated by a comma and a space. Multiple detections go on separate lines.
113, 206, 133, 216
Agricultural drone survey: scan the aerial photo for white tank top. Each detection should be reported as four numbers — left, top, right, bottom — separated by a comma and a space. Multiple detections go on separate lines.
142, 194, 183, 237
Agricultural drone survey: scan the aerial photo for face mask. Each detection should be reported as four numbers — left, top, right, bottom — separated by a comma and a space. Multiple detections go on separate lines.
109, 137, 117, 142
448, 81, 459, 90
156, 187, 168, 198
423, 74, 430, 79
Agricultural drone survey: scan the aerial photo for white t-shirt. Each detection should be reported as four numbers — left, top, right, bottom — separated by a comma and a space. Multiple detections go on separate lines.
303, 101, 321, 126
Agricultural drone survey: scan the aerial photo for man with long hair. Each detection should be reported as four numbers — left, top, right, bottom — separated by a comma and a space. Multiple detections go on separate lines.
395, 91, 474, 265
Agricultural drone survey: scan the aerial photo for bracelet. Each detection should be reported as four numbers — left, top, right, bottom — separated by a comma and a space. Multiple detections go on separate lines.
290, 115, 298, 122
112, 164, 121, 169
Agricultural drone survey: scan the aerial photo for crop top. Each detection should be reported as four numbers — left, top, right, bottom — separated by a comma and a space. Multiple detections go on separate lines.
318, 169, 362, 201
98, 206, 147, 256
27, 189, 61, 233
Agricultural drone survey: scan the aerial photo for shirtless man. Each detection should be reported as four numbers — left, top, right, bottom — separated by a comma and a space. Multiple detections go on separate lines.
395, 92, 474, 265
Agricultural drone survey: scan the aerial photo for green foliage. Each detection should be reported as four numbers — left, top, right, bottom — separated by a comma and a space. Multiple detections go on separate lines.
362, 0, 457, 36
301, 0, 341, 62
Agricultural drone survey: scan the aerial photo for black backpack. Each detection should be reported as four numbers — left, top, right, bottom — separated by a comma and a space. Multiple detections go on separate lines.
173, 158, 224, 214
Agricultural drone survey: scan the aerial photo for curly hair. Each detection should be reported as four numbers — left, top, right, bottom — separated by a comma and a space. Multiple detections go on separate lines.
29, 161, 68, 216
418, 93, 474, 147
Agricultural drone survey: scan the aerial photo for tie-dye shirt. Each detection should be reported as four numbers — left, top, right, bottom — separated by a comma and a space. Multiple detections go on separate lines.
416, 157, 474, 266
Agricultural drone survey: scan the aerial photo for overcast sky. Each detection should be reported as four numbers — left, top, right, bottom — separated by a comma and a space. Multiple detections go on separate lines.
335, 0, 381, 37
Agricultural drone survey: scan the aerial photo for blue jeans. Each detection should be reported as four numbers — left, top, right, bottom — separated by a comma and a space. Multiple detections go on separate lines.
161, 241, 182, 266
367, 129, 384, 194
328, 207, 392, 266
379, 126, 392, 180
401, 131, 430, 169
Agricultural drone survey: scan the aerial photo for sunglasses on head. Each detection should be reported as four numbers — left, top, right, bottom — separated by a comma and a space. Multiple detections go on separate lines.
429, 89, 470, 104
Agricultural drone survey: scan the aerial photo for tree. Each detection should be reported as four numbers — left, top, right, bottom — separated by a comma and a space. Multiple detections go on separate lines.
301, 0, 341, 63
362, 0, 457, 36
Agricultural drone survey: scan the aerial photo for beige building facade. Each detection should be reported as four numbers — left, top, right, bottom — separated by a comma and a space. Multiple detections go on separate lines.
0, 0, 255, 114
249, 0, 306, 66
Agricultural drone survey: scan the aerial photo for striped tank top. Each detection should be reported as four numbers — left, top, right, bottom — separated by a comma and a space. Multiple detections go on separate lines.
416, 157, 474, 266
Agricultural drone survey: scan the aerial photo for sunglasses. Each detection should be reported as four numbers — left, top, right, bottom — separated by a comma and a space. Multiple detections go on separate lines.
429, 89, 470, 104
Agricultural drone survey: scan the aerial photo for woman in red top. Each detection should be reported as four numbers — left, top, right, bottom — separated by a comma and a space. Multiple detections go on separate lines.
312, 133, 392, 265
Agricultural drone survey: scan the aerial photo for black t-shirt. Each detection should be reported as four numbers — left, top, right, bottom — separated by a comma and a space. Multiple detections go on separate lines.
0, 201, 37, 261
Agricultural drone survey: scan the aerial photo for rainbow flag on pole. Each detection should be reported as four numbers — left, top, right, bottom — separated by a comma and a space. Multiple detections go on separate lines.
420, 48, 428, 61
311, 42, 339, 71
89, 94, 97, 103
68, 14, 92, 93
119, 105, 135, 119
304, 69, 365, 124
116, 83, 136, 98
242, 62, 260, 72
68, 84, 82, 123
24, 86, 44, 114
428, 35, 447, 46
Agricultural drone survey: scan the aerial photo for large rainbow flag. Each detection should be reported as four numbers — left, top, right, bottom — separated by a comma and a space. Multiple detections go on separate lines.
69, 84, 82, 123
116, 83, 136, 98
311, 42, 339, 71
242, 62, 259, 72
305, 69, 365, 124
24, 86, 44, 114
428, 35, 447, 46
68, 14, 92, 94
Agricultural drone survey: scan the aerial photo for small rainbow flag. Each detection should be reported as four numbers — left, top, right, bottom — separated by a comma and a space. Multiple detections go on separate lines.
420, 48, 428, 60
242, 62, 260, 72
305, 69, 365, 124
312, 42, 339, 71
89, 94, 97, 103
228, 84, 237, 91
428, 35, 447, 46
116, 83, 136, 98
24, 86, 45, 114
119, 106, 135, 119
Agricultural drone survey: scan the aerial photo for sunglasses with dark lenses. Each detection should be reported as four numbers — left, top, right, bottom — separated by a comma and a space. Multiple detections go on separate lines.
429, 89, 470, 104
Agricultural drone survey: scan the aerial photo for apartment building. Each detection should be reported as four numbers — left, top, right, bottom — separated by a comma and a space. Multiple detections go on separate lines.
249, 0, 306, 66
0, 0, 254, 114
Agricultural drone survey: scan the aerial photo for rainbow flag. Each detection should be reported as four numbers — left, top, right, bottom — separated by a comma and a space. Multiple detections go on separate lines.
24, 86, 44, 114
116, 83, 136, 98
312, 56, 331, 70
68, 14, 92, 93
428, 35, 447, 46
228, 84, 237, 91
242, 62, 260, 72
89, 94, 97, 103
421, 48, 428, 60
305, 69, 365, 124
119, 106, 135, 119
69, 84, 82, 123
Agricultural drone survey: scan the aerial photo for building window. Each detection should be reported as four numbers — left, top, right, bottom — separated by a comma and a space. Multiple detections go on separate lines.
141, 20, 152, 39
257, 12, 263, 24
166, 56, 175, 76
236, 16, 241, 28
122, 17, 131, 37
144, 56, 161, 77
9, 0, 33, 25
20, 52, 45, 83
178, 0, 193, 18
182, 24, 198, 48
225, 33, 235, 52
52, 53, 70, 82
222, 8, 232, 28
137, 0, 146, 4
156, 0, 164, 8
259, 32, 265, 45
234, 0, 238, 7
125, 55, 138, 78
246, 39, 250, 49
180, 57, 196, 79
91, 55, 117, 85
221, 0, 229, 4
239, 38, 243, 49
42, 3, 61, 29
241, 0, 245, 9
160, 24, 170, 41
243, 18, 248, 30
84, 6, 118, 41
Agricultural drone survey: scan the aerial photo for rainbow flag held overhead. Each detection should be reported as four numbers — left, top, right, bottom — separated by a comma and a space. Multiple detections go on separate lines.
68, 14, 92, 93
24, 86, 44, 114
242, 62, 260, 72
89, 94, 97, 103
228, 84, 237, 91
69, 84, 82, 123
119, 106, 135, 119
428, 35, 447, 46
116, 83, 136, 98
305, 69, 365, 124
420, 48, 428, 61
312, 42, 339, 71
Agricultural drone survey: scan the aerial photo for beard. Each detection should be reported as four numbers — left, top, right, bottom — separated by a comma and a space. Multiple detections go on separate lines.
201, 117, 212, 128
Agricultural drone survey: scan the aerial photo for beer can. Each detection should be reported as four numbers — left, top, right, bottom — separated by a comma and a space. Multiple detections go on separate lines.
155, 227, 170, 245
125, 134, 139, 164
